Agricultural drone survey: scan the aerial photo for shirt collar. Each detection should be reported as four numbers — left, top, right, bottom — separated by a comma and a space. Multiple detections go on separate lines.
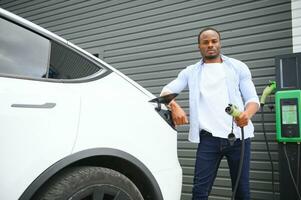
200, 54, 229, 65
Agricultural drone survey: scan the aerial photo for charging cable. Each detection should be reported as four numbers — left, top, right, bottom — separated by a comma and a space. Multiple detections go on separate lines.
297, 142, 300, 191
260, 81, 276, 199
225, 104, 245, 200
260, 106, 276, 200
283, 142, 301, 200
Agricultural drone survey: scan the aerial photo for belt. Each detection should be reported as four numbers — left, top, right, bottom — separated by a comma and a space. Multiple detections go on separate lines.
200, 129, 213, 136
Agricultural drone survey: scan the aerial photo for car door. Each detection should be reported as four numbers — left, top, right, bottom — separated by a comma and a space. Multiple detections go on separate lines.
0, 16, 80, 199
0, 78, 81, 188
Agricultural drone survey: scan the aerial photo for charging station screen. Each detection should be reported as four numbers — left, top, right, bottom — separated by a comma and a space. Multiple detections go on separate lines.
282, 105, 298, 124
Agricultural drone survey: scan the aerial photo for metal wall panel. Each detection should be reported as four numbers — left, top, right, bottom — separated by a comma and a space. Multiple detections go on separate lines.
0, 0, 293, 199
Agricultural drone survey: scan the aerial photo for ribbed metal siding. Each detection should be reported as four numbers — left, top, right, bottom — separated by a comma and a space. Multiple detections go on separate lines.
0, 0, 293, 199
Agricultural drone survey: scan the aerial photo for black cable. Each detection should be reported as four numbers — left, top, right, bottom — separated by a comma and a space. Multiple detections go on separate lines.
225, 105, 246, 200
260, 106, 276, 200
283, 143, 301, 200
231, 127, 245, 200
297, 143, 300, 189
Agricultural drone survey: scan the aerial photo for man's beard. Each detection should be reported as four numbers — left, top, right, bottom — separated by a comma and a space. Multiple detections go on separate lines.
205, 54, 219, 60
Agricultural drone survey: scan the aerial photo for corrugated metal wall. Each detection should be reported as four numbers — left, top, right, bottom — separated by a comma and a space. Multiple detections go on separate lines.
0, 0, 293, 199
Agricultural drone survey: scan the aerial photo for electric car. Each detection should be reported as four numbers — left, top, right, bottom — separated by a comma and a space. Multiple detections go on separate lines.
0, 8, 182, 200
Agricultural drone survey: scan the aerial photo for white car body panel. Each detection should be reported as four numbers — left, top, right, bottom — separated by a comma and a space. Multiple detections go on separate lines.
0, 7, 182, 200
0, 78, 80, 200
72, 73, 181, 200
73, 73, 179, 171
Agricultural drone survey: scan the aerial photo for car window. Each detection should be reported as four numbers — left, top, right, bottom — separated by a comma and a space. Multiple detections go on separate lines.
0, 17, 49, 78
0, 17, 102, 80
47, 42, 101, 79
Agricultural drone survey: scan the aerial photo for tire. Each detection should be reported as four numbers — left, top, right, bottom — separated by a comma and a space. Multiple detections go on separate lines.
34, 166, 144, 200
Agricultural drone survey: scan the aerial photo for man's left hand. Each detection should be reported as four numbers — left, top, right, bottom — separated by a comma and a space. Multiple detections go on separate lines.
235, 102, 260, 127
234, 111, 250, 127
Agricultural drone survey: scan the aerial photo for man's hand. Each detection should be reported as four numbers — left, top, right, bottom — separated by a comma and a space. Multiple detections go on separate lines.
235, 111, 250, 128
234, 102, 259, 127
169, 100, 189, 125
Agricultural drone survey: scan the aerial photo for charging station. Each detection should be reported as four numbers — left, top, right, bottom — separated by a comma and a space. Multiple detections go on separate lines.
276, 90, 301, 142
275, 52, 301, 199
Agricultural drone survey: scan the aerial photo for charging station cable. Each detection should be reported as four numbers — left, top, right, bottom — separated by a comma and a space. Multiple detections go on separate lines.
283, 142, 301, 200
225, 104, 244, 200
297, 142, 300, 191
260, 106, 276, 200
260, 81, 276, 200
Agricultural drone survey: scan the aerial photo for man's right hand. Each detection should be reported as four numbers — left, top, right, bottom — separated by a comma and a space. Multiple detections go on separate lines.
169, 100, 189, 125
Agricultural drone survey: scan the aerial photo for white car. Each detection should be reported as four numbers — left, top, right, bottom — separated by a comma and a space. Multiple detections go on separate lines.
0, 8, 182, 200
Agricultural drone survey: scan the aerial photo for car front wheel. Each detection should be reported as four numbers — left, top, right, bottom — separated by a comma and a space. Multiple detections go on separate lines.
34, 166, 144, 200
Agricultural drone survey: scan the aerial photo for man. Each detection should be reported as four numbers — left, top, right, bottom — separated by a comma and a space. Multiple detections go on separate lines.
161, 27, 259, 200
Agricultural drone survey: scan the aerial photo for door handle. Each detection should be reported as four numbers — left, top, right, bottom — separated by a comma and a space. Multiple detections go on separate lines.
11, 102, 56, 109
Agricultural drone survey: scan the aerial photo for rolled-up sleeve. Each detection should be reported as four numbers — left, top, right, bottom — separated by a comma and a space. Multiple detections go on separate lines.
239, 64, 260, 107
161, 68, 189, 95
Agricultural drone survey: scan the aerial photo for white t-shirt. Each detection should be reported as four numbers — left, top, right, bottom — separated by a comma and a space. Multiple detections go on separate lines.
198, 62, 240, 139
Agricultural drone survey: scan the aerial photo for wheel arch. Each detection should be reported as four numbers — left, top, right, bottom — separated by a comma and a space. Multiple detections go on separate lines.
20, 148, 163, 200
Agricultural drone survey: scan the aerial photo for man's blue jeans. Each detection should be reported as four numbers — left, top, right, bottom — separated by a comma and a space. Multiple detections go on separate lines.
192, 132, 251, 200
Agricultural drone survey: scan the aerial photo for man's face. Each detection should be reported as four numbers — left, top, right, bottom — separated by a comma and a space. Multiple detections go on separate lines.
198, 30, 221, 62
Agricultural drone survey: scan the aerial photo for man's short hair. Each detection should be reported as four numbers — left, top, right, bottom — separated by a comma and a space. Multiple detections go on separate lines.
198, 27, 221, 44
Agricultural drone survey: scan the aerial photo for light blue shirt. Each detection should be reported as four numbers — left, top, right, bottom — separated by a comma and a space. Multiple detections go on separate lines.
162, 55, 260, 143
